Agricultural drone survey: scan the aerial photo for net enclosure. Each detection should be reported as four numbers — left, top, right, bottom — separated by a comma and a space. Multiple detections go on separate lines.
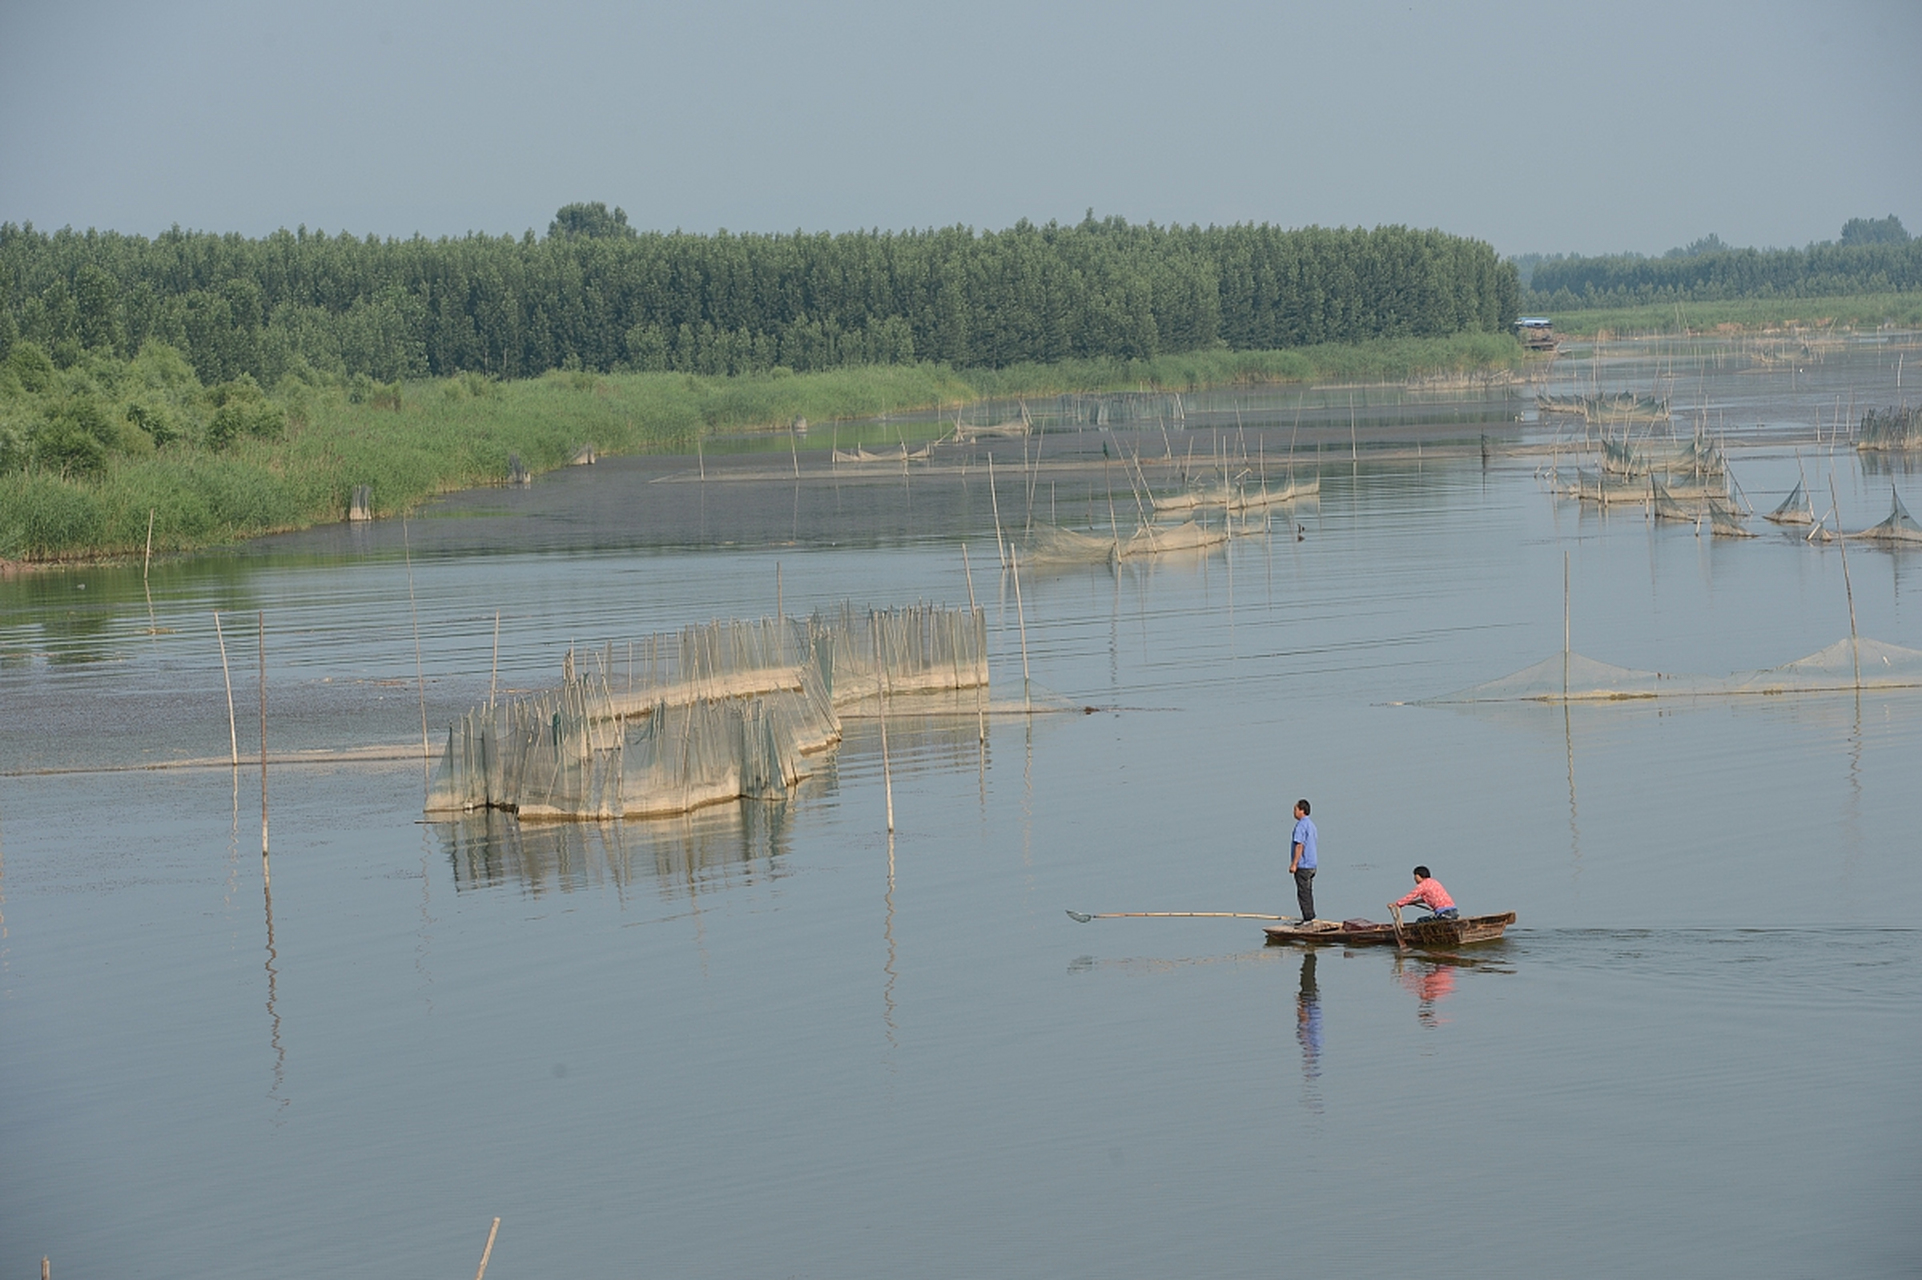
1558, 433, 1739, 511
1025, 518, 1233, 564
1421, 637, 1922, 704
426, 604, 988, 819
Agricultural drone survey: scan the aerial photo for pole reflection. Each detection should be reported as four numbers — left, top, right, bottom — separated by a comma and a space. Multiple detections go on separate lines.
262, 849, 287, 1116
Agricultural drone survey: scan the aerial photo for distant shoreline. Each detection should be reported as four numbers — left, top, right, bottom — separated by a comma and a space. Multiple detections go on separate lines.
1, 332, 1526, 566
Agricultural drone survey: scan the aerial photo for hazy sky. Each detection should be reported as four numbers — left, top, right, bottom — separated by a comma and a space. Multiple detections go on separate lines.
3, 0, 1917, 257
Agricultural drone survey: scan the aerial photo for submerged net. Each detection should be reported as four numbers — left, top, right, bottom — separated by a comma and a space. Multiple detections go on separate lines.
428, 603, 987, 818
1423, 637, 1922, 703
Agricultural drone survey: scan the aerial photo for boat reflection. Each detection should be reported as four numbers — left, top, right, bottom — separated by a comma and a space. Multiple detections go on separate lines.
441, 801, 793, 900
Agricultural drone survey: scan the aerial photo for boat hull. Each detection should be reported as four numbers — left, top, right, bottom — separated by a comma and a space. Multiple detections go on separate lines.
1263, 911, 1515, 948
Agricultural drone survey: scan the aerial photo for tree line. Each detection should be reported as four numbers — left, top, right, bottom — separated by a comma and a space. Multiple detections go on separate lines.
0, 209, 1518, 387
1527, 221, 1921, 309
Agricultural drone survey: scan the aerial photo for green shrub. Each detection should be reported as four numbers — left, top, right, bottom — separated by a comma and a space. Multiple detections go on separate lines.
6, 342, 55, 393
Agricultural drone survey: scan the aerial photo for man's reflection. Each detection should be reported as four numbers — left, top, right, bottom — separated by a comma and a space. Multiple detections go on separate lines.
1295, 951, 1322, 1082
1393, 955, 1457, 1026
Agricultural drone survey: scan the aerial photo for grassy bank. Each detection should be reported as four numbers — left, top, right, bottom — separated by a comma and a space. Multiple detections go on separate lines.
1, 332, 1524, 562
1544, 292, 1922, 339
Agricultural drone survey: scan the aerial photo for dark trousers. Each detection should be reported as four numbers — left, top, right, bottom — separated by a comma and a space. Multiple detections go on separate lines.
1294, 868, 1316, 921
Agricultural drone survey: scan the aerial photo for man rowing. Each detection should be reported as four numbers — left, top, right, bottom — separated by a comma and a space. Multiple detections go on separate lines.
1390, 866, 1457, 922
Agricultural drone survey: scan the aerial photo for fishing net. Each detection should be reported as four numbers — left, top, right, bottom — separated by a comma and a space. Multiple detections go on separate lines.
1764, 479, 1816, 525
1422, 637, 1922, 704
826, 602, 991, 706
1651, 479, 1696, 523
427, 603, 987, 817
1024, 519, 1232, 563
1709, 502, 1756, 538
1539, 393, 1670, 423
1851, 489, 1922, 544
1027, 523, 1119, 563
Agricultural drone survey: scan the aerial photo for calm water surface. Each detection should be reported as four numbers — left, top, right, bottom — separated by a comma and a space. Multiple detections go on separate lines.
3, 337, 1919, 1278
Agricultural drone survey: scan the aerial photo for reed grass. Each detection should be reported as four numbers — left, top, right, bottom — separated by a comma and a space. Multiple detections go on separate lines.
1, 334, 1521, 562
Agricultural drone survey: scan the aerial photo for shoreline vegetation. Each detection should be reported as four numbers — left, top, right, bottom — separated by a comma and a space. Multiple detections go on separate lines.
2, 332, 1526, 564
1544, 292, 1922, 339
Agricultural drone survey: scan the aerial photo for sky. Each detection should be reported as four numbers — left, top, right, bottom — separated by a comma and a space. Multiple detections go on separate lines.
2, 0, 1918, 258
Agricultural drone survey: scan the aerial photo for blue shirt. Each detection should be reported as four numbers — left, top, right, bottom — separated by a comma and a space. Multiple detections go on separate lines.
1291, 815, 1318, 870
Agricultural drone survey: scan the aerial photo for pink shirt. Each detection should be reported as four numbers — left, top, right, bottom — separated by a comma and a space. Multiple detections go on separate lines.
1393, 877, 1455, 912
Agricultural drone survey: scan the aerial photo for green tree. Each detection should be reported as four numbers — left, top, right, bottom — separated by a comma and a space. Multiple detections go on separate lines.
549, 202, 635, 240
1839, 216, 1910, 246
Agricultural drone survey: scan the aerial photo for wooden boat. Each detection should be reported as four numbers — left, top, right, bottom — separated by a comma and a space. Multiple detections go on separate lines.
1263, 911, 1515, 948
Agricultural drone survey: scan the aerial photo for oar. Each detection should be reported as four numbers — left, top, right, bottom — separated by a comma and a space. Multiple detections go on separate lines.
1066, 910, 1293, 923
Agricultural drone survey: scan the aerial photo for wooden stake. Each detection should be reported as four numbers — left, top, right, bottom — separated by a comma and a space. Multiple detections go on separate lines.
1829, 475, 1860, 689
143, 509, 154, 582
215, 611, 238, 766
258, 612, 268, 857
962, 544, 985, 744
873, 613, 895, 833
474, 1217, 501, 1280
488, 610, 501, 709
1010, 547, 1032, 712
988, 454, 1007, 568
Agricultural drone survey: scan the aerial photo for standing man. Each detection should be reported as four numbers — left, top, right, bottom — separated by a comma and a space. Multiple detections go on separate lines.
1289, 799, 1318, 924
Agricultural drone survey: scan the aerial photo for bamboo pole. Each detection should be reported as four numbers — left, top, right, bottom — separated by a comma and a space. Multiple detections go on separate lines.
214, 611, 238, 766
474, 1218, 501, 1280
1009, 547, 1032, 712
488, 610, 501, 709
988, 454, 1007, 568
962, 544, 985, 744
873, 613, 895, 833
258, 612, 268, 857
1829, 475, 1860, 689
143, 509, 154, 581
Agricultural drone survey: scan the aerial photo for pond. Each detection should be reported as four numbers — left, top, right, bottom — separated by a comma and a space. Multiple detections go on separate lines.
2, 335, 1919, 1278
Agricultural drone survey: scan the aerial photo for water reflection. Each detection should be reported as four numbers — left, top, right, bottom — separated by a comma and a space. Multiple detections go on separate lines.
1392, 954, 1458, 1027
1294, 952, 1322, 1109
261, 850, 287, 1116
440, 802, 793, 900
